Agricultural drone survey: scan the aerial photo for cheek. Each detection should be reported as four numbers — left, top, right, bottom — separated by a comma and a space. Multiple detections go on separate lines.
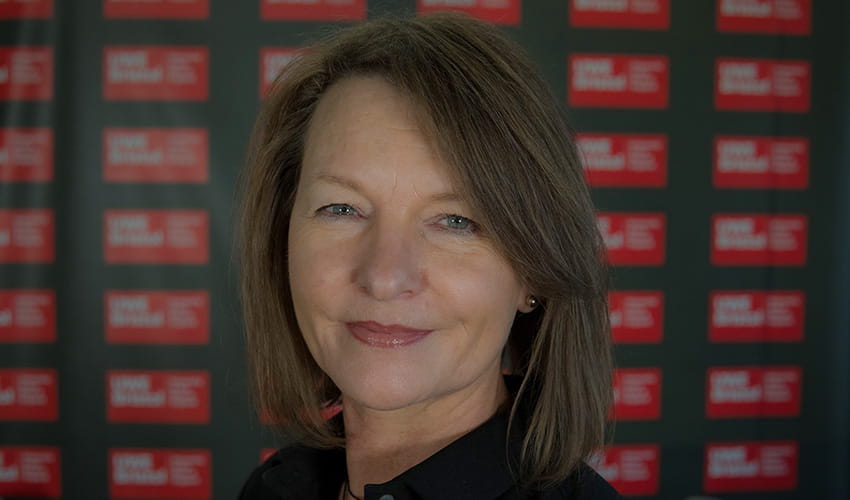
290, 238, 334, 300
432, 251, 523, 336
289, 218, 351, 295
287, 226, 349, 354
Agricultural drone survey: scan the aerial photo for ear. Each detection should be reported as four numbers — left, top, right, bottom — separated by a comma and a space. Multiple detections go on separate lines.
516, 283, 536, 313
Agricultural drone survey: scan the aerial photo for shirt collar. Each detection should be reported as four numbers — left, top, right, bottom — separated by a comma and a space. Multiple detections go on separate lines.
377, 409, 517, 500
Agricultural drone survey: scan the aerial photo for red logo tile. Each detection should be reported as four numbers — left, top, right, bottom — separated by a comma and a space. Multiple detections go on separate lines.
709, 290, 804, 342
261, 0, 366, 21
0, 290, 55, 343
0, 209, 54, 263
714, 136, 808, 189
569, 54, 668, 109
104, 210, 209, 264
260, 448, 277, 463
570, 0, 669, 29
259, 48, 302, 97
103, 128, 208, 183
598, 212, 666, 266
706, 366, 801, 418
109, 449, 211, 499
717, 0, 810, 34
103, 47, 208, 101
592, 444, 660, 496
711, 214, 807, 266
0, 369, 57, 420
416, 0, 521, 25
578, 133, 667, 187
0, 47, 53, 100
612, 368, 661, 420
0, 447, 61, 498
715, 58, 810, 112
107, 370, 210, 424
104, 0, 208, 18
0, 128, 52, 182
704, 441, 798, 492
0, 0, 52, 18
106, 290, 209, 345
609, 291, 663, 343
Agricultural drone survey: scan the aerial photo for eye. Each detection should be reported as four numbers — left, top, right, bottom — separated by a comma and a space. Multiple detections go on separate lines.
318, 204, 358, 217
439, 214, 478, 233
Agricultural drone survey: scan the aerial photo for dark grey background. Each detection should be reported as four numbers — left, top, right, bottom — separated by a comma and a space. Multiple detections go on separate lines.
0, 1, 847, 499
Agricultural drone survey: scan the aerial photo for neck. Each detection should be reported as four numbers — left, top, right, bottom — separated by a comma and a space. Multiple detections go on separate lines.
341, 371, 508, 498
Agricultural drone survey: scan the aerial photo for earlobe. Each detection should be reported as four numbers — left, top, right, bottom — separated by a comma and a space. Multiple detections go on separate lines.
517, 285, 539, 313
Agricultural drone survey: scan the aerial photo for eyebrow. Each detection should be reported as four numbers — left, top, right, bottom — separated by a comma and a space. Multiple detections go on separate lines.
314, 174, 462, 203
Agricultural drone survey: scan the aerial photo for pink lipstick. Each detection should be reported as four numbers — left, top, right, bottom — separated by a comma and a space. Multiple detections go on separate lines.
346, 321, 432, 348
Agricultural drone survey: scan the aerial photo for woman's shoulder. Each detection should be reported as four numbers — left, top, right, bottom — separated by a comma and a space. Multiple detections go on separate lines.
237, 451, 278, 500
238, 444, 346, 500
503, 462, 623, 500
543, 463, 624, 500
238, 448, 291, 500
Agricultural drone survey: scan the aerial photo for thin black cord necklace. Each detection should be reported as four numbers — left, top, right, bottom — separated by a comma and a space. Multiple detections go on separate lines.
344, 478, 364, 500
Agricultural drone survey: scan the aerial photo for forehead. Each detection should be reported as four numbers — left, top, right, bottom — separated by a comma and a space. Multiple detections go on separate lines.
312, 75, 417, 123
305, 75, 428, 150
301, 76, 456, 190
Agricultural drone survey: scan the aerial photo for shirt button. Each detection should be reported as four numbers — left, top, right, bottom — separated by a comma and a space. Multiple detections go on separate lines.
378, 495, 394, 500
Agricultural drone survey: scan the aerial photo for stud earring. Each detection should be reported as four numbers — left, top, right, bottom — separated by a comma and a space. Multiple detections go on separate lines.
526, 296, 538, 309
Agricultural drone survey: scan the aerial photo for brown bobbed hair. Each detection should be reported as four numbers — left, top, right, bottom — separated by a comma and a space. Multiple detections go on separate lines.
239, 12, 612, 487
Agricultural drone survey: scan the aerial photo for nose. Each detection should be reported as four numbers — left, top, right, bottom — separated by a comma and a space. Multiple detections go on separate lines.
353, 220, 425, 301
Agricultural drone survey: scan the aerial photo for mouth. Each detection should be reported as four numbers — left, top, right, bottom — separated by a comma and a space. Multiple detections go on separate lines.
345, 321, 433, 348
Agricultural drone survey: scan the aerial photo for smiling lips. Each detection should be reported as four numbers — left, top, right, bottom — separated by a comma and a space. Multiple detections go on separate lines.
346, 321, 433, 348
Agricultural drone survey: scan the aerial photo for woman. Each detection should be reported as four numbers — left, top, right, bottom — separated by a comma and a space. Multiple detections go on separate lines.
238, 13, 621, 500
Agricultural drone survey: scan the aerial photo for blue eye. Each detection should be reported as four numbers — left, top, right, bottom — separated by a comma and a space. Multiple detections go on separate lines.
442, 214, 478, 233
319, 204, 357, 217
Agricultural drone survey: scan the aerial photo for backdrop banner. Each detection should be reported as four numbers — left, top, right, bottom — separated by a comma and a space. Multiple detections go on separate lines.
1, 1, 848, 499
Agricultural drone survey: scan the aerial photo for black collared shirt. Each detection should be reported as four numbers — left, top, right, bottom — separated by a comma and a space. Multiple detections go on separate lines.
238, 408, 624, 500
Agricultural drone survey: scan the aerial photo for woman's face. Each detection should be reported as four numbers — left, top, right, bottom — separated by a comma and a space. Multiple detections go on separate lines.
288, 76, 531, 412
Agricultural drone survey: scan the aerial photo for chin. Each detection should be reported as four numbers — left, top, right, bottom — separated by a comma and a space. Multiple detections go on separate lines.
333, 368, 435, 412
